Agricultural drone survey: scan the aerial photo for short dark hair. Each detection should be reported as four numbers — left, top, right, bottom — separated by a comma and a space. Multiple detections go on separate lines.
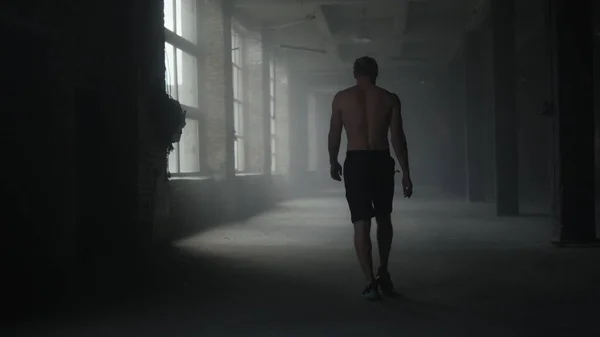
353, 56, 379, 79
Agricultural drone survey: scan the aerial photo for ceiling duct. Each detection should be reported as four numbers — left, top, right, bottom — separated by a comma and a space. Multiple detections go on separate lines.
352, 25, 372, 44
269, 12, 316, 31
352, 7, 372, 43
279, 44, 328, 54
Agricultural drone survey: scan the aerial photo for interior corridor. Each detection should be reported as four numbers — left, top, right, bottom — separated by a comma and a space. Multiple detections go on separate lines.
11, 191, 600, 337
3, 1, 599, 335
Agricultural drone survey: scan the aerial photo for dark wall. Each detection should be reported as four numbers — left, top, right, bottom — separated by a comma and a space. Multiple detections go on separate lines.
514, 1, 554, 214
2, 23, 65, 305
594, 3, 600, 194
383, 83, 443, 189
437, 56, 468, 198
515, 35, 553, 213
594, 1, 600, 234
1, 0, 164, 314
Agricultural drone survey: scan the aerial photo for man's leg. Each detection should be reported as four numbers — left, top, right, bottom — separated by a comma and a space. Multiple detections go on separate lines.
353, 219, 374, 283
375, 214, 393, 271
373, 154, 396, 294
353, 217, 379, 300
344, 152, 379, 300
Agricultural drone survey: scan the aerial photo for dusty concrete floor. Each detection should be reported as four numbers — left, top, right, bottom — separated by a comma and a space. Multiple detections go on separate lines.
9, 191, 600, 336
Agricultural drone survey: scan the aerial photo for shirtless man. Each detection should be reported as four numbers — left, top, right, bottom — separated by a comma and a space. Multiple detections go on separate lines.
328, 56, 412, 300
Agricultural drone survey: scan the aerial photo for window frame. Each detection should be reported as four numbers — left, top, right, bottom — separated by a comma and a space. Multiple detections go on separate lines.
231, 23, 248, 173
269, 55, 277, 173
164, 0, 205, 176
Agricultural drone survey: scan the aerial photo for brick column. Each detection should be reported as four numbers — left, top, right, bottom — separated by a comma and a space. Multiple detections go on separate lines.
288, 68, 309, 179
198, 0, 233, 179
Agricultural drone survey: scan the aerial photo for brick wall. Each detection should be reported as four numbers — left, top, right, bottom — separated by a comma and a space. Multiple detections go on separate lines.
168, 176, 277, 240
198, 0, 230, 177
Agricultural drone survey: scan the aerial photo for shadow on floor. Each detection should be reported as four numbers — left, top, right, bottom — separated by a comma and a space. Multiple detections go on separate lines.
2, 246, 499, 337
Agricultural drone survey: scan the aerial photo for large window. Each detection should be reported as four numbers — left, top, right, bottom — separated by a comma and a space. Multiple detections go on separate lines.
164, 0, 197, 44
232, 28, 245, 172
164, 0, 201, 174
269, 57, 277, 173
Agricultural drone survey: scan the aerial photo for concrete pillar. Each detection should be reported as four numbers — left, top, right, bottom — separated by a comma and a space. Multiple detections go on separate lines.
438, 61, 467, 198
435, 75, 451, 194
549, 0, 596, 244
491, 0, 519, 215
465, 30, 486, 202
288, 69, 309, 179
199, 0, 233, 179
307, 92, 319, 172
315, 92, 331, 176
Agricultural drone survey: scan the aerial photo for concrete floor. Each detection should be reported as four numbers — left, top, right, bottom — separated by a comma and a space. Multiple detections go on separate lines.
10, 191, 600, 336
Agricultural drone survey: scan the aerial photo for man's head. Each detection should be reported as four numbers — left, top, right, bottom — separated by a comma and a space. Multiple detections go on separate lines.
353, 56, 379, 83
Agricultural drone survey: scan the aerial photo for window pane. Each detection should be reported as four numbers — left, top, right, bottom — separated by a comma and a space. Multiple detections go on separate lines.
271, 137, 276, 155
270, 119, 275, 136
271, 137, 276, 173
234, 102, 243, 136
233, 67, 239, 100
168, 142, 179, 173
179, 118, 200, 173
165, 43, 177, 98
270, 78, 275, 97
176, 0, 197, 44
270, 98, 275, 117
236, 68, 243, 101
176, 49, 198, 108
236, 137, 244, 172
234, 139, 240, 171
231, 32, 238, 64
164, 0, 174, 32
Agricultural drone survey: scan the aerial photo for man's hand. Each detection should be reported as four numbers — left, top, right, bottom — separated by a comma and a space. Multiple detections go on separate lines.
402, 174, 413, 198
330, 162, 343, 181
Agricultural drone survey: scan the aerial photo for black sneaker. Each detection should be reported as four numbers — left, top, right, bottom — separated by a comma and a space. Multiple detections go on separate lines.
376, 268, 394, 295
362, 282, 380, 301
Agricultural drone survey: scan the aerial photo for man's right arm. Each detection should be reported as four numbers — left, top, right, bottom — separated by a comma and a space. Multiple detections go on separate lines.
328, 93, 343, 165
389, 94, 410, 177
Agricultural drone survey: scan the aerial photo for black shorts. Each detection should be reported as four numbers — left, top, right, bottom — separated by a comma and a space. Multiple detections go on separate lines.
343, 150, 396, 223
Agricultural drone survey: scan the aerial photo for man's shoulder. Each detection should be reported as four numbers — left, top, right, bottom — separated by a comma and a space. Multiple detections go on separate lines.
378, 87, 397, 97
334, 86, 355, 97
380, 88, 400, 103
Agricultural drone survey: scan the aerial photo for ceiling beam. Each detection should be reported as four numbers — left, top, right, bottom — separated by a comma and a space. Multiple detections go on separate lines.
232, 8, 262, 32
313, 5, 341, 60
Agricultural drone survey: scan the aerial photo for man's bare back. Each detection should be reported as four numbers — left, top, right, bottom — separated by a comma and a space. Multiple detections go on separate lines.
333, 85, 395, 151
